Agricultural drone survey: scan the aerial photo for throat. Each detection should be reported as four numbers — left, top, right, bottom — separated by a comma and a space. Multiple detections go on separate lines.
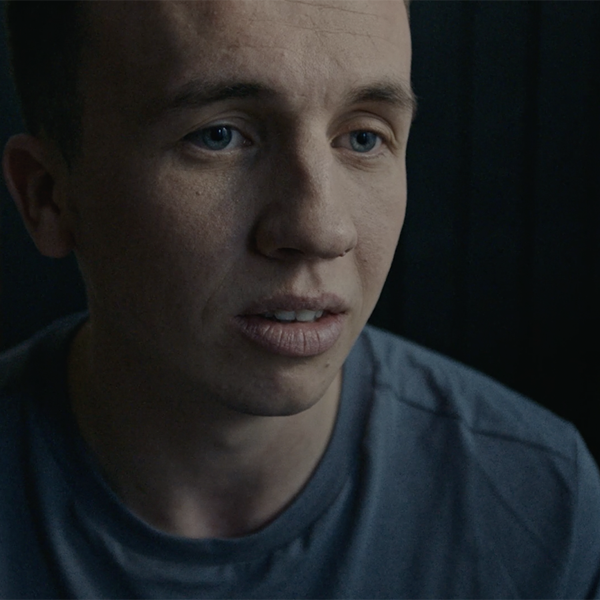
66, 319, 342, 540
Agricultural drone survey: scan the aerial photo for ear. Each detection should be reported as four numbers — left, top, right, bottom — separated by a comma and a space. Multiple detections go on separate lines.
2, 133, 75, 258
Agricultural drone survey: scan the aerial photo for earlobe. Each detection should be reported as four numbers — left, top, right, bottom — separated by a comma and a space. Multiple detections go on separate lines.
2, 133, 75, 258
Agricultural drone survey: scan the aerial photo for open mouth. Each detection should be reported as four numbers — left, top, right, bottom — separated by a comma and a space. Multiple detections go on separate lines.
234, 294, 347, 356
261, 309, 325, 323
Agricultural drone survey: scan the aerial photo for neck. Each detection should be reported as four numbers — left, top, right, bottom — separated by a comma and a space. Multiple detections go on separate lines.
68, 319, 341, 538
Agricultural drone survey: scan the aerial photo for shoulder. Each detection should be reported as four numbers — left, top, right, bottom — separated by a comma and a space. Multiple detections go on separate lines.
0, 312, 88, 421
0, 330, 40, 434
353, 325, 600, 597
349, 327, 600, 600
0, 314, 86, 598
358, 324, 576, 458
352, 325, 599, 537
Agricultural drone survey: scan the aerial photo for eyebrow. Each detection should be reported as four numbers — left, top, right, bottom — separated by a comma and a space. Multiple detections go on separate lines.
345, 81, 418, 120
145, 78, 417, 124
170, 81, 275, 111
143, 81, 274, 125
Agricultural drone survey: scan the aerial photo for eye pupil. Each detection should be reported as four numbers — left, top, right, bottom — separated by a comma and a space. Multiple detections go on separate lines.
209, 127, 229, 142
356, 132, 369, 145
350, 130, 378, 153
200, 126, 233, 150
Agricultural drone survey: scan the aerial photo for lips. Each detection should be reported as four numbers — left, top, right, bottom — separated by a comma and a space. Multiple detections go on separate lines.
262, 309, 324, 322
241, 293, 348, 316
234, 294, 348, 357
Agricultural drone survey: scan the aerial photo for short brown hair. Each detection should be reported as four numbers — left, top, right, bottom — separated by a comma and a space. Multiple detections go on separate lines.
4, 1, 86, 163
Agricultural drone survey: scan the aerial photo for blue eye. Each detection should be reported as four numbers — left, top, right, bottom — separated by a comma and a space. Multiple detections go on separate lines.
202, 126, 232, 150
185, 125, 247, 151
349, 131, 380, 153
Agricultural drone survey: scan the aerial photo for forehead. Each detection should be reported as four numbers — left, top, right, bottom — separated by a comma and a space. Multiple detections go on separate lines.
82, 0, 411, 120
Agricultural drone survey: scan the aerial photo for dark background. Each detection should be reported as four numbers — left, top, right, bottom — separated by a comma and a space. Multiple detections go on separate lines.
2, 2, 599, 459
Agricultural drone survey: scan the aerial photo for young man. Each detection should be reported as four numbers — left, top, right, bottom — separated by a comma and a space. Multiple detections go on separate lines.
1, 1, 599, 597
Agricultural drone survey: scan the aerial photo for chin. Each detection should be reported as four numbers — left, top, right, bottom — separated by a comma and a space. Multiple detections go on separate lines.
221, 390, 324, 418
207, 367, 340, 419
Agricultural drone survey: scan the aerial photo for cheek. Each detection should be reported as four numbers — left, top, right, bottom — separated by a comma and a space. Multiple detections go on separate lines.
358, 172, 407, 260
73, 163, 252, 309
354, 173, 407, 300
152, 171, 254, 275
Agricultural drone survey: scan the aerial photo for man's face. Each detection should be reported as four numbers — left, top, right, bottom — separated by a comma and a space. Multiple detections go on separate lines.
66, 0, 412, 416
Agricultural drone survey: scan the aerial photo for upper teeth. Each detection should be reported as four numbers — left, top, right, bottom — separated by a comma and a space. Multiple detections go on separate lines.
264, 309, 324, 322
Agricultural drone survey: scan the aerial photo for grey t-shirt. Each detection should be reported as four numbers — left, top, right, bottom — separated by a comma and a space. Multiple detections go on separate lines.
1, 313, 600, 598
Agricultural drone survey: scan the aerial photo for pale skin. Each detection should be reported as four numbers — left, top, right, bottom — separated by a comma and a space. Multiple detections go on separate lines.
3, 0, 413, 538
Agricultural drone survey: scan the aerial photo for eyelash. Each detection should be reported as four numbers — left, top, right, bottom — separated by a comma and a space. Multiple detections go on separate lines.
183, 125, 250, 152
336, 130, 384, 154
183, 124, 389, 156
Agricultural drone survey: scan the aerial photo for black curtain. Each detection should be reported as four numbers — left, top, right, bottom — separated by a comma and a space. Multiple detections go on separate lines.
2, 2, 600, 458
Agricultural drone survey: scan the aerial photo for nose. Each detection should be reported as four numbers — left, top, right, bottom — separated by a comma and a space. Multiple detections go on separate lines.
254, 140, 358, 261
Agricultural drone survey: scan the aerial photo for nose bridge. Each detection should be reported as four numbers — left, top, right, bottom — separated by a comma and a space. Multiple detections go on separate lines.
255, 128, 358, 261
287, 132, 333, 222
